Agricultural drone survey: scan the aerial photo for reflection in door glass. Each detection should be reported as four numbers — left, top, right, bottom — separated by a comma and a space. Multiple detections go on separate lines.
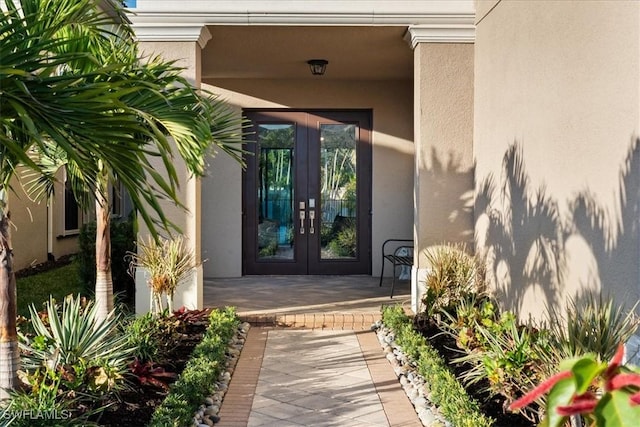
320, 124, 357, 259
257, 124, 294, 260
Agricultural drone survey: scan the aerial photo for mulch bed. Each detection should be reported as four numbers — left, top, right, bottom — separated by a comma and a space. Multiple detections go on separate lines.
15, 254, 75, 278
413, 316, 535, 427
15, 255, 211, 425
91, 322, 207, 426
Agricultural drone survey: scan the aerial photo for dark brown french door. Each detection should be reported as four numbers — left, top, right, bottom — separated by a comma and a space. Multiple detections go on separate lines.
243, 110, 372, 275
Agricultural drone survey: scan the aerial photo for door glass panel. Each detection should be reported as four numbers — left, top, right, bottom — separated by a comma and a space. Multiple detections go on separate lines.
257, 124, 294, 260
319, 124, 357, 259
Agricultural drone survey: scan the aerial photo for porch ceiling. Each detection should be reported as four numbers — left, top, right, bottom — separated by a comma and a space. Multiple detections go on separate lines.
201, 26, 413, 80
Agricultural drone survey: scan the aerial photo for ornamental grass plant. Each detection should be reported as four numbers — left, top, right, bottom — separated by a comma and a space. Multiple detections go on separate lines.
545, 293, 640, 363
421, 243, 485, 317
128, 236, 199, 315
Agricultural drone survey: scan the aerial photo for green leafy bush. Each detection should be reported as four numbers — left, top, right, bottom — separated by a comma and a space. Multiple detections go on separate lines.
149, 307, 239, 427
5, 368, 103, 426
329, 226, 356, 257
124, 312, 181, 363
382, 305, 494, 427
78, 218, 136, 305
440, 293, 499, 351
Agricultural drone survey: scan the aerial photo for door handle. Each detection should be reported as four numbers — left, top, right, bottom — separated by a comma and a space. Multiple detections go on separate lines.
299, 210, 306, 234
309, 210, 315, 234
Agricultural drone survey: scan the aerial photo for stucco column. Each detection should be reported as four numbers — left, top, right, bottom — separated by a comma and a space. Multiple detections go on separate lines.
405, 24, 475, 312
133, 26, 211, 314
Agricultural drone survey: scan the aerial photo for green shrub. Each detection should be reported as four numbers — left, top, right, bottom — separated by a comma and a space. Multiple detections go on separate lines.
124, 312, 182, 363
329, 226, 356, 257
382, 305, 494, 427
77, 217, 136, 305
440, 293, 499, 351
149, 307, 239, 427
4, 368, 103, 426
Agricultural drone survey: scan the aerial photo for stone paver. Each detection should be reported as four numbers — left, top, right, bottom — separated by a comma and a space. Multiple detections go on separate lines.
217, 327, 422, 427
209, 275, 419, 427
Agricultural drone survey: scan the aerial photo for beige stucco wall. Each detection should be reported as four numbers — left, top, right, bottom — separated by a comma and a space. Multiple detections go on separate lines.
474, 0, 640, 319
201, 78, 414, 278
136, 41, 204, 312
413, 43, 475, 269
138, 41, 202, 249
9, 176, 48, 271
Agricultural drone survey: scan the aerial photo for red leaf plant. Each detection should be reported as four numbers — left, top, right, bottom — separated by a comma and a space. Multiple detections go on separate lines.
509, 344, 640, 426
173, 306, 211, 324
129, 358, 177, 391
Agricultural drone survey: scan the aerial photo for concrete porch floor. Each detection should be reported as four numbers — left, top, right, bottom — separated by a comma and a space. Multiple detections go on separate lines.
203, 275, 412, 318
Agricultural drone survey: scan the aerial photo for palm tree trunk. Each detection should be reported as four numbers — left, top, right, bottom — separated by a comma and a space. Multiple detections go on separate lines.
94, 172, 113, 323
0, 199, 19, 399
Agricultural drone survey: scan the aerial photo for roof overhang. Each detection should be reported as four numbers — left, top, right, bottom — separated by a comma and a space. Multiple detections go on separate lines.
128, 0, 475, 34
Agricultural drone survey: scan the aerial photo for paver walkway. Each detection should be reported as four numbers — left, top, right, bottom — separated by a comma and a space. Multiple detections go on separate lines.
217, 326, 421, 427
207, 275, 420, 427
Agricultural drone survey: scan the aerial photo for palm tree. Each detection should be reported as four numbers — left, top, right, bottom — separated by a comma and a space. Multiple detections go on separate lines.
26, 48, 246, 322
0, 0, 245, 395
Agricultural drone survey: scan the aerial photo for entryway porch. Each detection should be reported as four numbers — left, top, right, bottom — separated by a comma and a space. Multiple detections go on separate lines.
203, 275, 411, 328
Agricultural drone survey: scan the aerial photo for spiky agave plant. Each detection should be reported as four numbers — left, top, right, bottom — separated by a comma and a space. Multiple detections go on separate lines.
18, 295, 133, 395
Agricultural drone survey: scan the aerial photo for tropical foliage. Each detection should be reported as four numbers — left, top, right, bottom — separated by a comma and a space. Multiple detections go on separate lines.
19, 295, 133, 395
1, 0, 247, 394
405, 242, 640, 425
128, 236, 198, 315
510, 345, 640, 427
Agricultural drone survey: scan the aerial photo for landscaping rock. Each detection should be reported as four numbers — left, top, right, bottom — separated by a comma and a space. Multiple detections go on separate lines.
192, 322, 249, 425
374, 323, 451, 427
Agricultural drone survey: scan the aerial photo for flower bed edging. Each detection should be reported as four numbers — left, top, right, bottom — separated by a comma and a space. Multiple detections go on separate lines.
148, 307, 247, 427
376, 305, 494, 427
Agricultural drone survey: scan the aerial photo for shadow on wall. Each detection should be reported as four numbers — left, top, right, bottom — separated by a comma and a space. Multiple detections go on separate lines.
475, 144, 563, 315
569, 138, 640, 307
476, 139, 640, 317
421, 147, 475, 247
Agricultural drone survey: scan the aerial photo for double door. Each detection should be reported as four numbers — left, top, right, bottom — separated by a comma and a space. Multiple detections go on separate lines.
243, 110, 372, 275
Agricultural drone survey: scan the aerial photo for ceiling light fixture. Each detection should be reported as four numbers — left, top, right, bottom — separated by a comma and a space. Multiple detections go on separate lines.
307, 59, 328, 76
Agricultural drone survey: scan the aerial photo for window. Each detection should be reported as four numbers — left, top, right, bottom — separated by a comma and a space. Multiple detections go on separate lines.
63, 177, 80, 233
111, 181, 124, 217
